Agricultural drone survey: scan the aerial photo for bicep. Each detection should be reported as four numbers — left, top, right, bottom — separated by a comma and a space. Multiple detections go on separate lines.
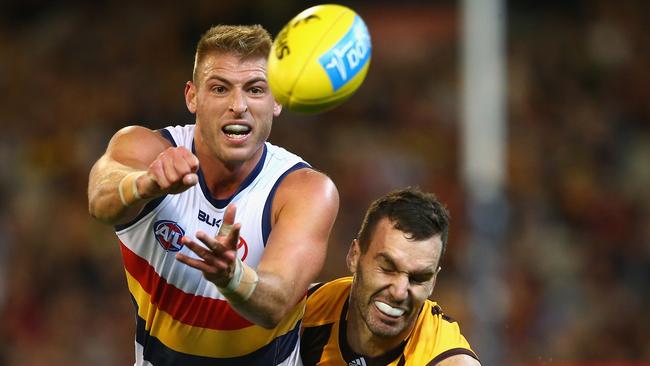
257, 169, 339, 300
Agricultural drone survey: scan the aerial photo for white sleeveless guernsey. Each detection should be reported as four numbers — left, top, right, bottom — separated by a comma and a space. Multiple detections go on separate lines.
115, 124, 310, 366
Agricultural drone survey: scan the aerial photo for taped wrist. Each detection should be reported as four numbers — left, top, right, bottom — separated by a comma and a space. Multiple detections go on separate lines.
118, 171, 146, 207
218, 258, 259, 303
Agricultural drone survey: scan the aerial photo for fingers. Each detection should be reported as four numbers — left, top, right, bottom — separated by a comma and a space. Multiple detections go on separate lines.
225, 224, 241, 251
176, 252, 220, 273
174, 205, 241, 285
177, 233, 238, 287
177, 237, 235, 271
162, 152, 181, 185
145, 147, 200, 196
162, 147, 197, 183
221, 204, 237, 229
178, 147, 200, 173
195, 231, 227, 254
183, 173, 198, 186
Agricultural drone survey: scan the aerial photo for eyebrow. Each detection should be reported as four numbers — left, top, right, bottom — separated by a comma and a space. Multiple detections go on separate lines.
376, 253, 396, 268
205, 75, 267, 86
376, 252, 436, 277
205, 75, 231, 85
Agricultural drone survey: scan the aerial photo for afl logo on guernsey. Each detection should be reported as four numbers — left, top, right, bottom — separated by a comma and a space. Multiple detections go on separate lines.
153, 220, 185, 252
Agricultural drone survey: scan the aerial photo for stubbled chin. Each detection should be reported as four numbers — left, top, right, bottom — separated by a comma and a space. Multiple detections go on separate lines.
219, 144, 264, 166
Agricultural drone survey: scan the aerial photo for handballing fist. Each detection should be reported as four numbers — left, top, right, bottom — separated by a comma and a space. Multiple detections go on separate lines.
139, 146, 200, 198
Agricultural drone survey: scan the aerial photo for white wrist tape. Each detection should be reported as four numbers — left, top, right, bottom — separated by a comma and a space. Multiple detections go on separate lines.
223, 257, 244, 291
118, 171, 145, 207
218, 258, 259, 303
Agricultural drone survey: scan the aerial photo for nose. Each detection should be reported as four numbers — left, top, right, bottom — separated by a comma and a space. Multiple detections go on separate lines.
388, 273, 409, 303
229, 90, 248, 115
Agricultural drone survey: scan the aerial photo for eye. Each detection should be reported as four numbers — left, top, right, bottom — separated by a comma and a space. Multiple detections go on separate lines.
249, 86, 265, 95
379, 264, 396, 274
211, 85, 227, 94
409, 273, 432, 284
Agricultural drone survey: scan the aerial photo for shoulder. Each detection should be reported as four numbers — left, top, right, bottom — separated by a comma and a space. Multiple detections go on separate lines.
423, 302, 470, 343
263, 142, 338, 209
277, 168, 338, 205
268, 167, 339, 227
112, 125, 166, 141
101, 125, 173, 167
108, 125, 171, 154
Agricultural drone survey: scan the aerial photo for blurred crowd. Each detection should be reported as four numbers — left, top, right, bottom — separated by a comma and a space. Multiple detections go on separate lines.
0, 0, 648, 365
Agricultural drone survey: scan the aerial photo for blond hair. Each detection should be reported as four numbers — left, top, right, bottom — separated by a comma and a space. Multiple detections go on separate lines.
192, 24, 272, 83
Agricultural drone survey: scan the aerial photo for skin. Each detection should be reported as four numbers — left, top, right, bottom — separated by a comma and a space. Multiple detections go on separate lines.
88, 51, 339, 328
185, 52, 281, 190
438, 354, 481, 366
345, 217, 480, 365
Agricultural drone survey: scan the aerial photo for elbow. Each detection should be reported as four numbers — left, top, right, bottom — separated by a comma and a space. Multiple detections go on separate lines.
88, 194, 119, 225
254, 299, 297, 329
88, 204, 109, 224
258, 321, 278, 330
88, 208, 109, 225
257, 312, 285, 330
88, 196, 99, 220
88, 195, 103, 221
246, 274, 303, 329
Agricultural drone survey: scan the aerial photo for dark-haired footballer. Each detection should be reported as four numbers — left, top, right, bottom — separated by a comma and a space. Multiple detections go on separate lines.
300, 188, 480, 366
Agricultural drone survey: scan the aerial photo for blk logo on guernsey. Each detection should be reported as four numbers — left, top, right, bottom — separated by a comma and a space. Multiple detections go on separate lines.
153, 220, 185, 252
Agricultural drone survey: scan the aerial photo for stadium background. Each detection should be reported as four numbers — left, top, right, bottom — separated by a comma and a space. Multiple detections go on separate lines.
0, 0, 648, 364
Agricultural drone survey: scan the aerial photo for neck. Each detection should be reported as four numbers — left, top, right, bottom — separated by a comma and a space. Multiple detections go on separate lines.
194, 142, 263, 200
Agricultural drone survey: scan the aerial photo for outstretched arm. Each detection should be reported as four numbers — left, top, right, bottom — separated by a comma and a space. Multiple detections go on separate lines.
176, 168, 339, 328
88, 126, 199, 225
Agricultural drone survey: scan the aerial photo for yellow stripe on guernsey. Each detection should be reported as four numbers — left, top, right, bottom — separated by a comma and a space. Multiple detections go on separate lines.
125, 269, 305, 358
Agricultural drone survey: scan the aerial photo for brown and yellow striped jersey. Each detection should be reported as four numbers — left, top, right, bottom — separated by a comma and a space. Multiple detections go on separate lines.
300, 277, 479, 366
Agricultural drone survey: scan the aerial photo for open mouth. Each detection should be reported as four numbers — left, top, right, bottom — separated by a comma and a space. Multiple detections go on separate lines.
374, 301, 406, 317
222, 124, 252, 138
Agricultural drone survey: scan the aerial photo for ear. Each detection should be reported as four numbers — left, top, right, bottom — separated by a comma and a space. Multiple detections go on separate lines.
273, 99, 282, 117
185, 81, 197, 113
346, 239, 360, 274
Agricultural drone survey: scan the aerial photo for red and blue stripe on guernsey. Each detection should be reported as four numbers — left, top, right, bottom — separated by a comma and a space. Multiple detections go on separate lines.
119, 241, 302, 365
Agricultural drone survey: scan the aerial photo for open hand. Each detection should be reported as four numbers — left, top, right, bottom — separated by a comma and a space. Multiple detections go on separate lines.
175, 205, 240, 287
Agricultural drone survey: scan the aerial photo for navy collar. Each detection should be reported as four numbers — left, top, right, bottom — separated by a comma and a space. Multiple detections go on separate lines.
193, 140, 267, 209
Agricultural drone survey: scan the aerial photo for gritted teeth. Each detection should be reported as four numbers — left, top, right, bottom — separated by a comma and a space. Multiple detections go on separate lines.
374, 301, 405, 317
222, 124, 251, 135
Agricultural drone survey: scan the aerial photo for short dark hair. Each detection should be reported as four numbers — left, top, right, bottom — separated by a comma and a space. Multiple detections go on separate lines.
357, 187, 450, 261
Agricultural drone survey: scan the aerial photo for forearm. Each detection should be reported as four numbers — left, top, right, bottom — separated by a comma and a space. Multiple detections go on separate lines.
89, 126, 194, 225
220, 266, 304, 329
88, 159, 148, 225
225, 169, 337, 328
